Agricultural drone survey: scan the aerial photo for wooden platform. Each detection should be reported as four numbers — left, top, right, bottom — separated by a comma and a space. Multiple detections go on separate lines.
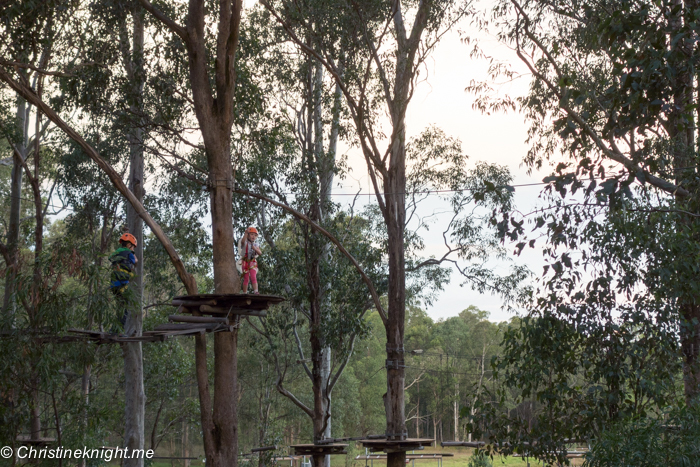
0, 329, 93, 343
172, 293, 285, 318
63, 294, 285, 344
290, 443, 348, 456
16, 436, 56, 445
360, 438, 434, 453
67, 323, 232, 343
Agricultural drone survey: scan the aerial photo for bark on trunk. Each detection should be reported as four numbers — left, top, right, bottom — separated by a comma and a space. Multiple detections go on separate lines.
183, 417, 190, 467
382, 4, 431, 464
319, 75, 340, 467
453, 382, 459, 442
170, 1, 244, 459
28, 83, 46, 446
668, 0, 700, 405
385, 162, 407, 467
308, 58, 334, 467
2, 98, 26, 323
122, 8, 146, 465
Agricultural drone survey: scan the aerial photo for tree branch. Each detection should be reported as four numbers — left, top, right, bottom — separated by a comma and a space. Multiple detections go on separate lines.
137, 0, 188, 41
0, 60, 72, 77
250, 316, 314, 418
292, 310, 313, 380
0, 66, 198, 294
327, 331, 358, 394
510, 0, 688, 198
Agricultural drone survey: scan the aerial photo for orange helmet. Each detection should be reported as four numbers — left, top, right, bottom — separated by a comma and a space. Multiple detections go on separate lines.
119, 232, 137, 246
247, 226, 258, 234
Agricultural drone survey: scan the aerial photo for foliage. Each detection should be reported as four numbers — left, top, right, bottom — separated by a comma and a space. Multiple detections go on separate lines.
461, 0, 700, 463
467, 450, 493, 467
584, 407, 700, 467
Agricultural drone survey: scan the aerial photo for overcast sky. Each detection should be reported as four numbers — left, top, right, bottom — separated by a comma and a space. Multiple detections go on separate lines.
327, 23, 553, 323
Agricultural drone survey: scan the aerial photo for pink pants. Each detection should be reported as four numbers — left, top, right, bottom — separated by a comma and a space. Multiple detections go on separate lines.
242, 259, 258, 289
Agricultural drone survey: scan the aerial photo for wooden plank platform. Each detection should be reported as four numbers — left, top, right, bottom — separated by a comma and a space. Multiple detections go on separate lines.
168, 315, 230, 324
172, 293, 285, 317
360, 438, 434, 453
16, 436, 56, 445
14, 294, 286, 346
290, 443, 348, 456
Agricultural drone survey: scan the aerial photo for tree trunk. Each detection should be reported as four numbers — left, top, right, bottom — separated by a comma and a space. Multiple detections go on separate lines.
203, 131, 240, 464
183, 417, 190, 467
453, 381, 459, 442
416, 380, 420, 438
122, 7, 146, 466
28, 84, 46, 446
180, 0, 244, 458
320, 349, 331, 467
668, 0, 700, 405
385, 154, 407, 467
30, 378, 41, 441
320, 75, 341, 467
3, 97, 28, 324
309, 57, 334, 467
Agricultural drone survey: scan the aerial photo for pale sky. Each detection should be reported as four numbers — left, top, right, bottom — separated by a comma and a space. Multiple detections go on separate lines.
407, 29, 543, 323
331, 25, 550, 323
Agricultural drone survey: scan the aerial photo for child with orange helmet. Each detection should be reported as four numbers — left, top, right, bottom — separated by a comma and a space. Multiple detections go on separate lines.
237, 226, 262, 294
109, 232, 138, 328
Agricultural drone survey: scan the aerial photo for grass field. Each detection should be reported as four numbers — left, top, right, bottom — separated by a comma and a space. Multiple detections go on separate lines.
142, 446, 586, 466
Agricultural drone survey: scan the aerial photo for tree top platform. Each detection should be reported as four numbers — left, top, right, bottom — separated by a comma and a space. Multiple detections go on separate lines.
172, 293, 285, 317
16, 436, 56, 445
23, 294, 285, 345
289, 443, 349, 456
359, 438, 434, 453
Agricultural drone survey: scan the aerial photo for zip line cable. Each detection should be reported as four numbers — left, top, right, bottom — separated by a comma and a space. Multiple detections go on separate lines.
7, 181, 547, 215
7, 167, 690, 215
1, 179, 566, 212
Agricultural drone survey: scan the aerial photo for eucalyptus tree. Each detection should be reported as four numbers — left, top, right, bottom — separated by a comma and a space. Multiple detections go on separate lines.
0, 1, 60, 323
229, 8, 388, 465
258, 2, 527, 464
403, 306, 502, 442
464, 0, 700, 462
80, 3, 151, 463
42, 0, 180, 461
0, 1, 81, 446
125, 0, 246, 459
